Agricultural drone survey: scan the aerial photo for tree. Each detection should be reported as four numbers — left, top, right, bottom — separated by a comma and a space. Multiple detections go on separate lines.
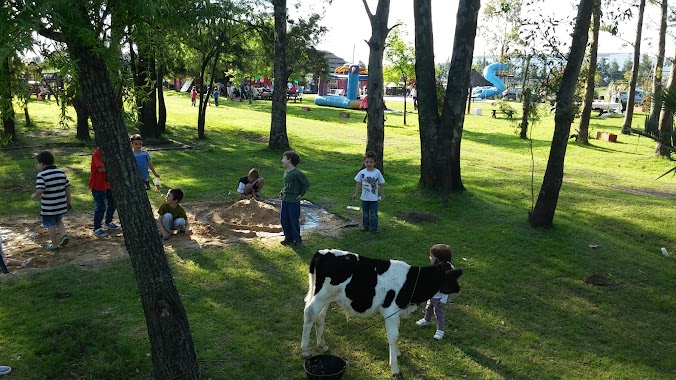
529, 0, 595, 227
385, 23, 414, 125
656, 44, 676, 156
25, 1, 200, 378
480, 0, 522, 62
362, 0, 394, 172
621, 0, 646, 134
649, 0, 668, 143
577, 0, 601, 145
0, 55, 16, 142
270, 0, 290, 149
414, 0, 481, 196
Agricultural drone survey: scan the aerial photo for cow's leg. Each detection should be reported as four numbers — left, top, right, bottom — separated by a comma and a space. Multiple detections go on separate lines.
314, 303, 331, 352
301, 299, 324, 357
384, 315, 402, 375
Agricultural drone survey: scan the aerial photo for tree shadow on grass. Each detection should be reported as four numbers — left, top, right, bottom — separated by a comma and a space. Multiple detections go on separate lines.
462, 129, 552, 151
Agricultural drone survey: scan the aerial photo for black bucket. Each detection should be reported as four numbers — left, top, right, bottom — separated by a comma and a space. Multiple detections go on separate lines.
304, 354, 347, 380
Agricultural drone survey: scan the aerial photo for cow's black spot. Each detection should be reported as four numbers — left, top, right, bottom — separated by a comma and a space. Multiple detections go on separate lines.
383, 290, 396, 308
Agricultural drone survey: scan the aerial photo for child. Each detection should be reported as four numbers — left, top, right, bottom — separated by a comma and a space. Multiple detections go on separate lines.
352, 151, 385, 233
279, 151, 310, 245
213, 86, 220, 106
89, 147, 120, 238
31, 151, 72, 250
415, 244, 455, 340
1, 235, 33, 274
130, 134, 160, 190
191, 86, 198, 106
237, 168, 265, 200
157, 188, 192, 240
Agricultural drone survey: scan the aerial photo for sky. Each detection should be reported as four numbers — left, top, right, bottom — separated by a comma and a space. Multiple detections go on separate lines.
303, 0, 667, 66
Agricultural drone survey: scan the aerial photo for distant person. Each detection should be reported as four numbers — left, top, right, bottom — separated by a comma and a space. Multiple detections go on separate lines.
279, 151, 310, 245
352, 151, 385, 233
360, 95, 368, 123
415, 243, 456, 340
157, 188, 191, 240
190, 86, 198, 107
130, 134, 160, 191
89, 147, 120, 238
213, 86, 220, 106
411, 84, 418, 110
237, 168, 265, 200
31, 150, 72, 250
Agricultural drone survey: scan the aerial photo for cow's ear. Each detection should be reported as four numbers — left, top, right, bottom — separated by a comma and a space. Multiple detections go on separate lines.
446, 268, 463, 278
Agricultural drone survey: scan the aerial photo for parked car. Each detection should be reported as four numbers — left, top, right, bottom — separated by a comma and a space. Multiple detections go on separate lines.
615, 90, 646, 111
501, 87, 522, 101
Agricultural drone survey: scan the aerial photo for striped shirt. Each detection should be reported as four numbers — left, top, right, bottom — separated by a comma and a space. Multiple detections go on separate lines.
35, 165, 70, 216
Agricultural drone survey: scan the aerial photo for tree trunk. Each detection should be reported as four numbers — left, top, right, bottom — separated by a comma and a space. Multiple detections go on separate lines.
362, 0, 391, 172
577, 0, 601, 145
621, 0, 646, 134
529, 0, 594, 227
0, 56, 16, 142
652, 0, 669, 154
441, 0, 480, 194
414, 0, 477, 194
73, 93, 91, 141
23, 106, 30, 127
414, 0, 442, 188
138, 47, 159, 138
269, 0, 290, 150
157, 63, 166, 135
657, 45, 676, 156
520, 88, 531, 139
63, 32, 199, 380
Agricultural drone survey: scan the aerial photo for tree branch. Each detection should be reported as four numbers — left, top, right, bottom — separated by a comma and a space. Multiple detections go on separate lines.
361, 0, 374, 22
38, 26, 64, 43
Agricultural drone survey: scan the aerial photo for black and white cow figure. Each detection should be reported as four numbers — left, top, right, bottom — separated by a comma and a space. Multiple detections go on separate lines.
301, 249, 463, 376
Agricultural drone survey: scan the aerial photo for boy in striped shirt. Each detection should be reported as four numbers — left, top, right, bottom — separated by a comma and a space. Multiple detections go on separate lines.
31, 151, 72, 251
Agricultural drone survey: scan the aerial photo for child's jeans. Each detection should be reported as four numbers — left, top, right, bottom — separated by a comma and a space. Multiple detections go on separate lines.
280, 200, 302, 242
361, 200, 379, 232
92, 189, 116, 230
424, 298, 446, 331
161, 213, 186, 233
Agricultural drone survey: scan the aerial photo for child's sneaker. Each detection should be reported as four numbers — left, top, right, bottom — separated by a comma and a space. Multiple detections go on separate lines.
93, 228, 108, 238
415, 318, 431, 327
105, 222, 121, 230
47, 244, 60, 251
434, 330, 445, 340
59, 235, 69, 246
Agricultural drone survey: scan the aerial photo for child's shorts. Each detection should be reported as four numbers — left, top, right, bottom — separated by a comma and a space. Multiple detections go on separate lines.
42, 214, 63, 227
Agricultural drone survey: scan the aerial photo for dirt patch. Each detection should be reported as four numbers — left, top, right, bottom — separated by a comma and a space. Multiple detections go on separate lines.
1, 199, 347, 274
398, 211, 440, 224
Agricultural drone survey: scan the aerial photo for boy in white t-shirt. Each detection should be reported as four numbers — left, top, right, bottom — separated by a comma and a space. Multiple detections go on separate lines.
352, 151, 385, 233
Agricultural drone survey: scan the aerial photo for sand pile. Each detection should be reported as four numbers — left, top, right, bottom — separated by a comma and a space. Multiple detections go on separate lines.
203, 199, 292, 233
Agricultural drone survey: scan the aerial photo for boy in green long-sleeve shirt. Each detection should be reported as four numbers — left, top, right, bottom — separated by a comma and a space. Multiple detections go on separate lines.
279, 151, 310, 245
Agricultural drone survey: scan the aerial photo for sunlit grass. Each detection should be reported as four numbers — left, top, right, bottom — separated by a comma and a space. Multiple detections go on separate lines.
0, 93, 674, 379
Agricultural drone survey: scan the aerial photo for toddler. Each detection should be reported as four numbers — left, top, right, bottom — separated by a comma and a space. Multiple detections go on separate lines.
415, 244, 455, 340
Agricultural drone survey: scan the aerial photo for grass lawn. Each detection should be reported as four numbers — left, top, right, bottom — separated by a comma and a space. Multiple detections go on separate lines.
0, 92, 674, 379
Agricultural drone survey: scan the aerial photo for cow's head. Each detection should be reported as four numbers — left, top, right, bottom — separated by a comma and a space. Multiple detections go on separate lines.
438, 267, 463, 294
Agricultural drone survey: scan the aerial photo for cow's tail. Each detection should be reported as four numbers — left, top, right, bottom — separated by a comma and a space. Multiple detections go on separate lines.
305, 251, 320, 305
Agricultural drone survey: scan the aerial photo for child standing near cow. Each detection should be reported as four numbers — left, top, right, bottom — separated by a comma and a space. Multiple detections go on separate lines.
415, 243, 455, 340
352, 151, 385, 233
279, 151, 310, 245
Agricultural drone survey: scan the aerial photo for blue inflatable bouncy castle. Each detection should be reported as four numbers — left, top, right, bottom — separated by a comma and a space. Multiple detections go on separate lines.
472, 62, 508, 99
314, 64, 367, 109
